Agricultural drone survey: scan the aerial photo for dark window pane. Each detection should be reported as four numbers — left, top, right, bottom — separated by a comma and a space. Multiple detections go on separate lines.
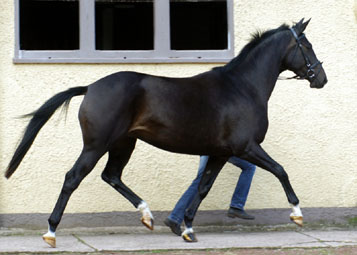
20, 0, 79, 50
95, 0, 154, 50
170, 0, 227, 50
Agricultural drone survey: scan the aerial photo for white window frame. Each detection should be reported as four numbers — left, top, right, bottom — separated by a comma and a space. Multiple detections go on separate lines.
14, 0, 234, 63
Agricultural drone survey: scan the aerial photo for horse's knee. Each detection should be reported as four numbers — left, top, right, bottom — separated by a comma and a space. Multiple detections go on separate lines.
273, 165, 288, 180
62, 171, 81, 193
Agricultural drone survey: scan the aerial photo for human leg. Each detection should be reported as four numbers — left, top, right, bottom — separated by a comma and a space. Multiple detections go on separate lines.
165, 156, 208, 235
228, 157, 256, 210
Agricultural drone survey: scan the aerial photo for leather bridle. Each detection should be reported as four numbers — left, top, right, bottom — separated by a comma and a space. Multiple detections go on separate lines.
288, 28, 323, 81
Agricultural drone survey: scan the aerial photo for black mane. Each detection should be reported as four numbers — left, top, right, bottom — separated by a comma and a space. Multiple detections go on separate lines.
219, 24, 290, 72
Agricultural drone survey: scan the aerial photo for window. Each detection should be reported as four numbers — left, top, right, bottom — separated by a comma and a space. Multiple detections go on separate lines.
95, 0, 154, 50
14, 0, 234, 63
20, 0, 79, 50
170, 0, 227, 50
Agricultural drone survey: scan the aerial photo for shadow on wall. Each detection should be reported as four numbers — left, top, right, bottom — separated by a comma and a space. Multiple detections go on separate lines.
355, 0, 357, 22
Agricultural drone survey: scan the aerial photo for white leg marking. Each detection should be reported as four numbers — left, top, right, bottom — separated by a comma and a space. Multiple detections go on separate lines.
181, 227, 194, 237
42, 224, 57, 248
43, 224, 56, 238
138, 201, 154, 219
290, 203, 303, 217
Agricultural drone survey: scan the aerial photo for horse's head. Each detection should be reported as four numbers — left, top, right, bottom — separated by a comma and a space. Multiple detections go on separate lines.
283, 19, 327, 88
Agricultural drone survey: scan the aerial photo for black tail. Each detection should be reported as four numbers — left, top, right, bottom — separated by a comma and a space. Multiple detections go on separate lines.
5, 86, 88, 179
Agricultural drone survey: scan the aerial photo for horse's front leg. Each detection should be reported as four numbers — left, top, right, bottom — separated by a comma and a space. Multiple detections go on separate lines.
242, 143, 303, 227
183, 156, 227, 242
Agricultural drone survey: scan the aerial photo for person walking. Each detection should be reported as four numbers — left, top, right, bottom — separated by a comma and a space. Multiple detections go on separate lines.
165, 155, 256, 235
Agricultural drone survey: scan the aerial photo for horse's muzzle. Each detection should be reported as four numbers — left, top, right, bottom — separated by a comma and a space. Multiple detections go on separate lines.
310, 75, 327, 88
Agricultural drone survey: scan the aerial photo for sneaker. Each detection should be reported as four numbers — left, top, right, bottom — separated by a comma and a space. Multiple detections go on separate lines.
227, 207, 255, 220
164, 218, 182, 236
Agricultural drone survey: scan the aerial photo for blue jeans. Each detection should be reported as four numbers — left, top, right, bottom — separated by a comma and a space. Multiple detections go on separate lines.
168, 156, 256, 225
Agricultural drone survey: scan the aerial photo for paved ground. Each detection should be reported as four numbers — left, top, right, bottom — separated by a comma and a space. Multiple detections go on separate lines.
0, 228, 356, 254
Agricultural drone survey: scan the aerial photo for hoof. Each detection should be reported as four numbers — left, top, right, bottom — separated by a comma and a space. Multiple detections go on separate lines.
42, 236, 56, 248
182, 232, 197, 242
141, 216, 154, 230
290, 215, 303, 227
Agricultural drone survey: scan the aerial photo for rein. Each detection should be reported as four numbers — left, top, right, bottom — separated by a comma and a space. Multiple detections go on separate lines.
278, 28, 323, 81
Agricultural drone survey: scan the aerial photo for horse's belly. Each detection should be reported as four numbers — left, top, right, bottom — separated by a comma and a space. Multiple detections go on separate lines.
128, 125, 230, 156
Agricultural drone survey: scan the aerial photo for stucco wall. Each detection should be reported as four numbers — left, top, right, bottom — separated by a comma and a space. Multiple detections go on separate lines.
0, 0, 356, 219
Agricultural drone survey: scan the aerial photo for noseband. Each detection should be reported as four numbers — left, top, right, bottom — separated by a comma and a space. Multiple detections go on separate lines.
289, 28, 323, 81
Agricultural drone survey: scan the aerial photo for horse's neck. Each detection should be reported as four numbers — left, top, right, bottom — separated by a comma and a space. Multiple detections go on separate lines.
230, 33, 290, 102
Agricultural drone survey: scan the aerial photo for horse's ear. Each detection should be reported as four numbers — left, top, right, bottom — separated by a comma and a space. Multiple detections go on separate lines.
294, 18, 311, 34
300, 18, 311, 32
297, 18, 305, 26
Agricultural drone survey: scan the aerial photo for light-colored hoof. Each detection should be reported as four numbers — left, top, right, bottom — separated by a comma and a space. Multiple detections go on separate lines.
290, 215, 303, 227
182, 232, 198, 242
141, 216, 154, 230
42, 236, 56, 248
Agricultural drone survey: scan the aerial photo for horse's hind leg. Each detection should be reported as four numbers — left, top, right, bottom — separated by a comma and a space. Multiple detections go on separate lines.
101, 138, 154, 230
42, 148, 105, 248
182, 156, 227, 242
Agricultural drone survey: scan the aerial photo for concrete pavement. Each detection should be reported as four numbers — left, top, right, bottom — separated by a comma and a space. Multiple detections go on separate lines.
0, 227, 357, 253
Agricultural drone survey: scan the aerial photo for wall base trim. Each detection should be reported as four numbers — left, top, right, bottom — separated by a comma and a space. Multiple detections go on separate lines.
1, 207, 356, 230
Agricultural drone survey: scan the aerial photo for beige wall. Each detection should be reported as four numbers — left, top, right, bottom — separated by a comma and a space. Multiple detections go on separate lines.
0, 0, 356, 216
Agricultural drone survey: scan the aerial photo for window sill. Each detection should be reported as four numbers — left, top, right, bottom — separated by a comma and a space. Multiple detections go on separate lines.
13, 50, 234, 64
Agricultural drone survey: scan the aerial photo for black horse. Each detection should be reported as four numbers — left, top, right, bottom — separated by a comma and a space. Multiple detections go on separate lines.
5, 19, 327, 246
